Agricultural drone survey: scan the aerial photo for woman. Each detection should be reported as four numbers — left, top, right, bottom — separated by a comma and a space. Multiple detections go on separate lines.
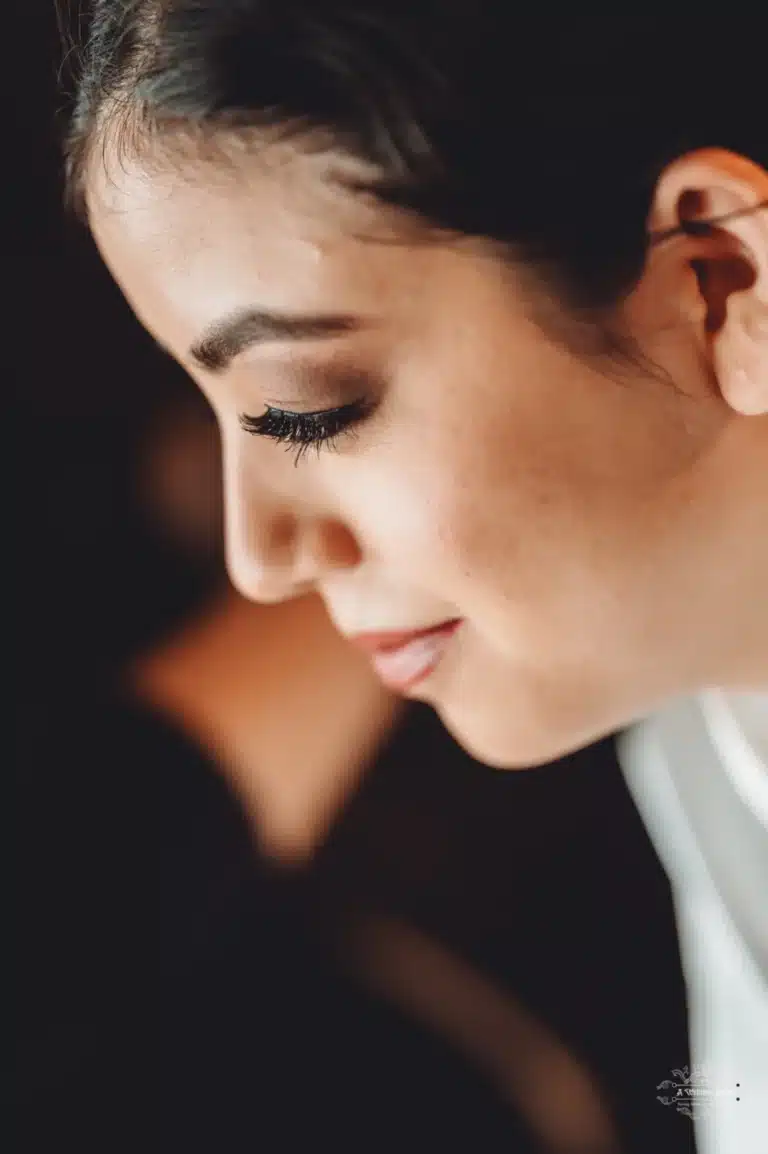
63, 5, 767, 1152
20, 394, 640, 1154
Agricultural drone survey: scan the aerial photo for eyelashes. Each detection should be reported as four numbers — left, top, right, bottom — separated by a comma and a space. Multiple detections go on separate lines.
238, 399, 373, 465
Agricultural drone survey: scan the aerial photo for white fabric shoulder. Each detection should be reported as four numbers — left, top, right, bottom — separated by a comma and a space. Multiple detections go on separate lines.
700, 690, 768, 829
617, 690, 768, 1154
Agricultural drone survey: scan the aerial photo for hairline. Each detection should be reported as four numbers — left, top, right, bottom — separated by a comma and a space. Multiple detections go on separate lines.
78, 99, 654, 382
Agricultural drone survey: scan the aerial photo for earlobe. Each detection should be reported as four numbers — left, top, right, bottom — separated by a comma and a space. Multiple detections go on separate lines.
725, 366, 768, 416
650, 149, 768, 416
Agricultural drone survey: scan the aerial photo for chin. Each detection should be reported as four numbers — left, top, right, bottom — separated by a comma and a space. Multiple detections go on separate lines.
434, 693, 621, 771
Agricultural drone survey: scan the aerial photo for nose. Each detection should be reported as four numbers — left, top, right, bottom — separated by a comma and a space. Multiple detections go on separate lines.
222, 434, 361, 605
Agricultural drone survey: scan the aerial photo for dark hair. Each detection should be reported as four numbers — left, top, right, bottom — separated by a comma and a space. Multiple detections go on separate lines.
65, 1, 767, 311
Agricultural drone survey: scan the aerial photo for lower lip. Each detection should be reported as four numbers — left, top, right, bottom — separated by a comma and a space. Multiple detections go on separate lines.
368, 621, 462, 693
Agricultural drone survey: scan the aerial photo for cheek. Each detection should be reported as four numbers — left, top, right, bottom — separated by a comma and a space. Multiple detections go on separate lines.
356, 398, 631, 647
338, 416, 552, 602
423, 419, 574, 587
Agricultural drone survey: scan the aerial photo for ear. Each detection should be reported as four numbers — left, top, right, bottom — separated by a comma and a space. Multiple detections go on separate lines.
648, 149, 768, 415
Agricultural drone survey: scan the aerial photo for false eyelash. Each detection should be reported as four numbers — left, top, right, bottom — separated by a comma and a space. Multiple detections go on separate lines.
238, 400, 371, 465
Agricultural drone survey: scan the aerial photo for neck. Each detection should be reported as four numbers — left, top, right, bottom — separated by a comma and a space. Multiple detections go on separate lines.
683, 415, 768, 690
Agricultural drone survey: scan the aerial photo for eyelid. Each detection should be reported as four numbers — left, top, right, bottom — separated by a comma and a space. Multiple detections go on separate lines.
239, 398, 374, 429
261, 399, 349, 414
263, 360, 383, 402
238, 398, 374, 465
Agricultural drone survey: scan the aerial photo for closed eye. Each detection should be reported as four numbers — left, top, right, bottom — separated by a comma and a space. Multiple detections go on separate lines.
238, 399, 373, 465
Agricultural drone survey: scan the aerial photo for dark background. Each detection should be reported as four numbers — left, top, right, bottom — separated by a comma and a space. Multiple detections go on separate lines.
16, 6, 696, 1153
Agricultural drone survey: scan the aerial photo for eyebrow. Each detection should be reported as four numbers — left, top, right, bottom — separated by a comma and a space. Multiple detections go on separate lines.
189, 308, 364, 372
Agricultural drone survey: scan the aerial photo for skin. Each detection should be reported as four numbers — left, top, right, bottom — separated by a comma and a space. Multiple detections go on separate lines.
130, 399, 400, 858
87, 137, 768, 768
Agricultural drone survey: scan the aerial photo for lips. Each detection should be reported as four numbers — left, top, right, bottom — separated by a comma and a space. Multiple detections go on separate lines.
349, 620, 462, 693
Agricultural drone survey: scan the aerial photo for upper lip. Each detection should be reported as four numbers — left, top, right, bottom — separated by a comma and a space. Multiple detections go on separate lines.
347, 619, 462, 657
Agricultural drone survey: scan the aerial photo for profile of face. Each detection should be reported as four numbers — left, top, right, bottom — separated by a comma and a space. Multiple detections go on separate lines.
88, 141, 768, 767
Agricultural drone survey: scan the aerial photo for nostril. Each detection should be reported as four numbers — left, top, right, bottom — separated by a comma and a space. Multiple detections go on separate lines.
256, 512, 297, 560
318, 519, 363, 570
235, 510, 298, 569
226, 505, 359, 602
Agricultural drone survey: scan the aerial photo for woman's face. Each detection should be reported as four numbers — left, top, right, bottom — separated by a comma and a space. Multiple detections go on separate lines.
88, 143, 732, 766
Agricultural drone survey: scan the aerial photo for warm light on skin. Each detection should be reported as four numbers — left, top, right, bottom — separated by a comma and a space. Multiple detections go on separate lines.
88, 139, 768, 768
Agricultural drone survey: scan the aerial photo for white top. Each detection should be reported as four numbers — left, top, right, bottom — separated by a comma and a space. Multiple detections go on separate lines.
618, 691, 768, 1154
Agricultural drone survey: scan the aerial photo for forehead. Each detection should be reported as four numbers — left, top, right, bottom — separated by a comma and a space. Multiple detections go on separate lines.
86, 137, 448, 345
